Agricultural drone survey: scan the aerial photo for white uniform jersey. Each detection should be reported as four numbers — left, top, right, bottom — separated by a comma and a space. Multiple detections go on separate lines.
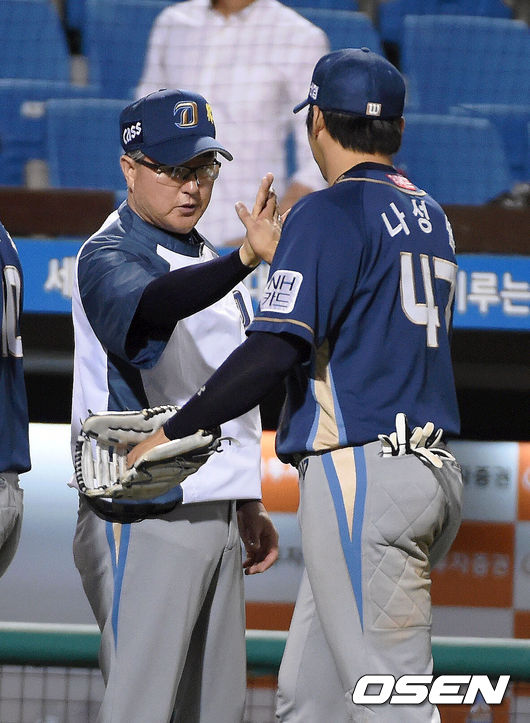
71, 202, 261, 504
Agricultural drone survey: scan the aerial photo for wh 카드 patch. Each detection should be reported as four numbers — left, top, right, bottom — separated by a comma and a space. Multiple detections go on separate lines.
260, 270, 303, 314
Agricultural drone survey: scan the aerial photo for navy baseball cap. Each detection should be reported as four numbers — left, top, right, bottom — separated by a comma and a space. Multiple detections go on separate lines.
120, 88, 233, 165
293, 47, 405, 119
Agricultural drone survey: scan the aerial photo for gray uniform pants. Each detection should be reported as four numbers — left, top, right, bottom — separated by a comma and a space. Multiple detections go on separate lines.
277, 441, 462, 723
0, 471, 23, 578
74, 497, 246, 723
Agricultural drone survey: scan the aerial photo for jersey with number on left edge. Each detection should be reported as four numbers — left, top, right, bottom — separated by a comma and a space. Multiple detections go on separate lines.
0, 222, 30, 473
248, 163, 460, 463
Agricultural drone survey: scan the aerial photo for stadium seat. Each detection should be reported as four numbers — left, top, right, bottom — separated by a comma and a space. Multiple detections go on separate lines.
45, 98, 128, 190
0, 80, 98, 187
377, 0, 512, 47
84, 0, 172, 98
0, 0, 71, 82
525, 123, 530, 182
451, 104, 530, 183
394, 114, 513, 205
296, 9, 382, 53
402, 16, 530, 113
66, 0, 186, 52
66, 0, 85, 32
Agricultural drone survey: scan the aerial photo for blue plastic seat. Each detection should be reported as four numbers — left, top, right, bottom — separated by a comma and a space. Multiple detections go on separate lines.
84, 0, 172, 98
394, 114, 513, 205
67, 0, 186, 51
0, 80, 98, 186
0, 0, 71, 82
527, 122, 530, 179
402, 16, 530, 113
45, 98, 128, 190
378, 0, 512, 47
296, 9, 382, 53
451, 104, 530, 183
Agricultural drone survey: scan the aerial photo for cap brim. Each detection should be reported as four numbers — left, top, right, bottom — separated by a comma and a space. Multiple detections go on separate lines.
293, 98, 310, 114
142, 135, 233, 165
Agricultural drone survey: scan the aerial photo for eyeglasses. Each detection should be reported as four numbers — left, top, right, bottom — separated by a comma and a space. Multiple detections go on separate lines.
134, 158, 221, 186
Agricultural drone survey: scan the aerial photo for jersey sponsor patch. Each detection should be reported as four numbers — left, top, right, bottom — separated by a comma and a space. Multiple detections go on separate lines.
260, 270, 303, 314
386, 173, 417, 191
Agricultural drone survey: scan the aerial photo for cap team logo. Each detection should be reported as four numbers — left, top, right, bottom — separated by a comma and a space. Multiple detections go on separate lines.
173, 101, 198, 128
309, 82, 319, 101
366, 102, 382, 117
206, 102, 214, 125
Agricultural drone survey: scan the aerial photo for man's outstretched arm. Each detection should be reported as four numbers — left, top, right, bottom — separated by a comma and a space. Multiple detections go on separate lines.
127, 331, 307, 461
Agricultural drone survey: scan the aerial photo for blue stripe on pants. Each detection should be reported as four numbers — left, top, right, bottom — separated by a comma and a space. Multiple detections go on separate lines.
105, 522, 131, 646
322, 447, 367, 630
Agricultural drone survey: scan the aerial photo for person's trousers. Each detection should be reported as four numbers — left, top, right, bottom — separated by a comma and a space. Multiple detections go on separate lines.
277, 442, 462, 722
0, 471, 23, 578
74, 496, 246, 723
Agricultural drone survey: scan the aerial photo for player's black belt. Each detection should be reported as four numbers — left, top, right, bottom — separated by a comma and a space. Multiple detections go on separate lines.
289, 440, 380, 469
289, 449, 328, 469
84, 494, 181, 524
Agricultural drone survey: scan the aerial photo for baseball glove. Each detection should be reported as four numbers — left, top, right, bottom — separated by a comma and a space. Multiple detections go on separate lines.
74, 405, 221, 511
378, 412, 455, 469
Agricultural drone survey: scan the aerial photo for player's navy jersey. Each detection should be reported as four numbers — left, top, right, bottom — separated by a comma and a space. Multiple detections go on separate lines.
71, 202, 261, 504
249, 163, 460, 462
0, 222, 30, 473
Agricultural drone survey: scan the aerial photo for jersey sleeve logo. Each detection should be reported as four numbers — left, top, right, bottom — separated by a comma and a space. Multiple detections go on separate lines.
260, 270, 303, 314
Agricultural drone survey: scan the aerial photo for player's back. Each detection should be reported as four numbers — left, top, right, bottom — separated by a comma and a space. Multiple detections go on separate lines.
272, 164, 460, 459
336, 164, 459, 433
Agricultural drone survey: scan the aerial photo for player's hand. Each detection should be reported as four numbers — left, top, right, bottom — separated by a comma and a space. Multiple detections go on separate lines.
237, 173, 282, 265
237, 500, 279, 575
126, 426, 170, 467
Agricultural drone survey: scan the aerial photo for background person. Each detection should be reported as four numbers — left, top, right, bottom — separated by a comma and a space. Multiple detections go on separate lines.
136, 0, 329, 246
70, 88, 278, 723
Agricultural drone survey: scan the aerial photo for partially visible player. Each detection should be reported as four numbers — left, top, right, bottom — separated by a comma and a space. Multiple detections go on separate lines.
129, 49, 464, 722
70, 88, 278, 723
0, 220, 30, 578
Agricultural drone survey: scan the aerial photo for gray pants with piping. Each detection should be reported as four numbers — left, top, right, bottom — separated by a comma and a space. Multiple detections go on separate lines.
277, 441, 462, 722
74, 497, 245, 723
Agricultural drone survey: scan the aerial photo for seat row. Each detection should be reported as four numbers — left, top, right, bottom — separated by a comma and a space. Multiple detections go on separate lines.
1, 97, 522, 207
0, 1, 528, 204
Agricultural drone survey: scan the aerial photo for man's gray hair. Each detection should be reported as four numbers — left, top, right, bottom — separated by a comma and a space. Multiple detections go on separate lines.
126, 149, 145, 161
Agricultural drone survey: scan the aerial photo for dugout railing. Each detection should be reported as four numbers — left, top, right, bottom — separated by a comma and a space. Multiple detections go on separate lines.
0, 623, 528, 722
0, 622, 528, 676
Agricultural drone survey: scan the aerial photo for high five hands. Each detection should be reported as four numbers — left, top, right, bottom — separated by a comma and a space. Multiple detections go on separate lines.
237, 173, 289, 266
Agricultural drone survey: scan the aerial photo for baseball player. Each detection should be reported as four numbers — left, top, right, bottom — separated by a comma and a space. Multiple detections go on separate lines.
0, 220, 30, 578
70, 88, 278, 723
129, 49, 464, 722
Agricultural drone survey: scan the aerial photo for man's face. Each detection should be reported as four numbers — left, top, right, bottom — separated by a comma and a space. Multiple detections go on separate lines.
122, 152, 218, 234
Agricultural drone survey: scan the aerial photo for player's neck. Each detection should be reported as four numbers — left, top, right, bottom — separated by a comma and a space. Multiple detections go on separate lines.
326, 150, 393, 185
212, 0, 254, 16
